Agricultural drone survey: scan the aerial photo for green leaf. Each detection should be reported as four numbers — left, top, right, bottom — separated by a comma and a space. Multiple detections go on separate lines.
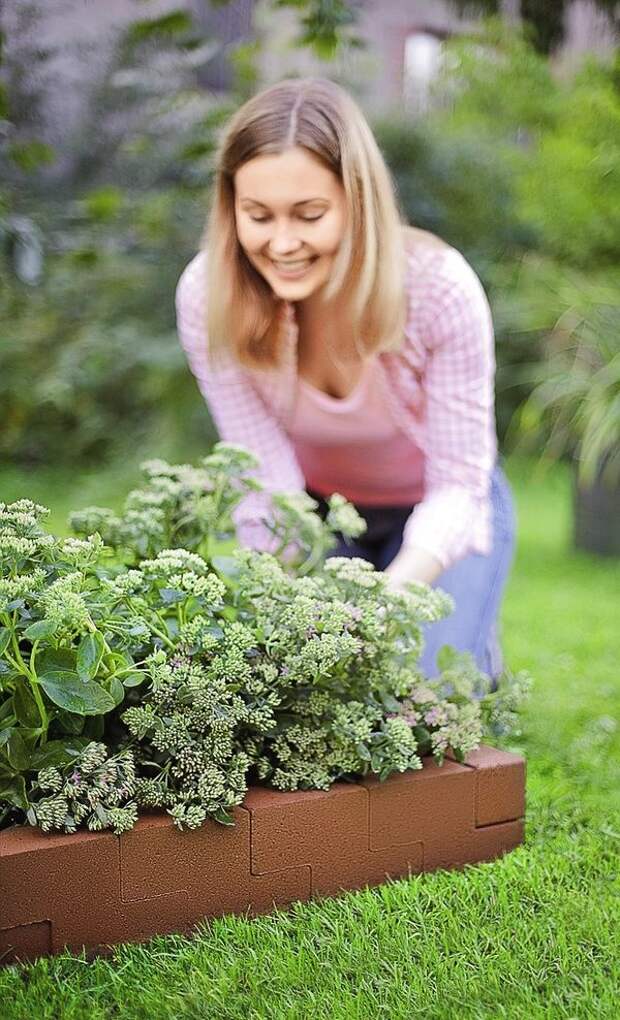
94, 802, 109, 824
379, 692, 402, 713
12, 683, 40, 727
108, 676, 126, 707
355, 742, 372, 761
0, 628, 11, 656
0, 774, 28, 810
23, 619, 58, 641
83, 186, 124, 222
0, 699, 13, 725
38, 648, 77, 674
211, 555, 241, 579
8, 139, 56, 172
15, 727, 40, 753
8, 730, 29, 770
77, 631, 104, 681
107, 651, 135, 671
160, 588, 185, 605
126, 12, 193, 45
212, 806, 236, 827
52, 707, 86, 735
39, 671, 116, 716
436, 645, 458, 672
30, 738, 90, 770
121, 672, 145, 688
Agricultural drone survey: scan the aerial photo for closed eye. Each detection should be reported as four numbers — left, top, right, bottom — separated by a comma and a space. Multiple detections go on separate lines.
249, 214, 324, 223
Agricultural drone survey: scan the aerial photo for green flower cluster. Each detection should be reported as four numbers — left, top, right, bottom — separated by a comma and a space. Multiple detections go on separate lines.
68, 443, 365, 574
211, 548, 462, 787
27, 742, 138, 835
1, 447, 532, 838
121, 648, 254, 829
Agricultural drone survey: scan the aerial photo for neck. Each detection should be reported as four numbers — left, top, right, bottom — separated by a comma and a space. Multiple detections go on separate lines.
294, 290, 365, 365
294, 286, 346, 330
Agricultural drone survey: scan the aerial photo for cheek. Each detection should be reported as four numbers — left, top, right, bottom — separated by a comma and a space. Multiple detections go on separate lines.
235, 218, 254, 250
319, 211, 345, 252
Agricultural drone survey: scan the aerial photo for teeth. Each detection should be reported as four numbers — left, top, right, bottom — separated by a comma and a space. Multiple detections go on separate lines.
272, 259, 312, 269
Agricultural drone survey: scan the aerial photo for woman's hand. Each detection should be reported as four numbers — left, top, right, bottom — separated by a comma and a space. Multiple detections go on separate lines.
383, 544, 444, 590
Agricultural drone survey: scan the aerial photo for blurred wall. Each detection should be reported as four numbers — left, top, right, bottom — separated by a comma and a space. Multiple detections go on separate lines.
1, 0, 181, 178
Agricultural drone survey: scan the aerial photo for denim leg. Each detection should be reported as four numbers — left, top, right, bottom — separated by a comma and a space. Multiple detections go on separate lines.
416, 464, 517, 680
326, 535, 371, 560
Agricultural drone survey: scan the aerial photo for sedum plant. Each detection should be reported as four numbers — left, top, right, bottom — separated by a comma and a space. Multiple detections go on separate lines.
1, 445, 532, 837
68, 443, 367, 572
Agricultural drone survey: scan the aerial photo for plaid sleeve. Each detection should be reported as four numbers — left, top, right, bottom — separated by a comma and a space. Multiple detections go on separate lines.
401, 250, 498, 570
175, 252, 306, 551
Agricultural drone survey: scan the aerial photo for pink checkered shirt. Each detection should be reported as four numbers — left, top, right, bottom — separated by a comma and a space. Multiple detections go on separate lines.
175, 242, 498, 570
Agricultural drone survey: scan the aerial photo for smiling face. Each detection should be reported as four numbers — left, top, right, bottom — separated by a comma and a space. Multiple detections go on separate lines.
233, 145, 347, 303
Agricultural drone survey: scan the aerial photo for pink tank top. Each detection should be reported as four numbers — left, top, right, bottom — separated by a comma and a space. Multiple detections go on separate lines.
288, 358, 425, 507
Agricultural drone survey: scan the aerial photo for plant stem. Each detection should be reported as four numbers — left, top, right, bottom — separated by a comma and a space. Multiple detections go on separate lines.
15, 634, 49, 731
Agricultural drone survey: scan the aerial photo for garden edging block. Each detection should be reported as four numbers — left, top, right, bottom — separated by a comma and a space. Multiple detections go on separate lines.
0, 744, 525, 967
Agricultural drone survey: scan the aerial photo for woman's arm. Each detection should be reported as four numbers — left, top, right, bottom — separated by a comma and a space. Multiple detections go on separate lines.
384, 544, 443, 587
386, 248, 497, 585
175, 251, 306, 551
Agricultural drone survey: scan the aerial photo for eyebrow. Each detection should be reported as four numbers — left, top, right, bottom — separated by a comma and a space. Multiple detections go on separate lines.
239, 197, 328, 207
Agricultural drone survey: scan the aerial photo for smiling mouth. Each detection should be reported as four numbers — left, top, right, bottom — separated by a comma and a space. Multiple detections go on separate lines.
268, 256, 318, 276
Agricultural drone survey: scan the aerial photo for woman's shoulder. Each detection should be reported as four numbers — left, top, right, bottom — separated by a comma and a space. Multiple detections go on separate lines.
401, 225, 482, 293
401, 226, 489, 327
395, 227, 492, 360
176, 249, 209, 313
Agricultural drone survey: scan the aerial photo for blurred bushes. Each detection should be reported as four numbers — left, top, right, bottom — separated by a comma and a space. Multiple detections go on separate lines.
1, 4, 231, 468
0, 196, 216, 465
1, 15, 618, 467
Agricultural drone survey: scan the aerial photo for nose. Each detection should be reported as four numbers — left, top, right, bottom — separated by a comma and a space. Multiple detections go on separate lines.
266, 221, 304, 257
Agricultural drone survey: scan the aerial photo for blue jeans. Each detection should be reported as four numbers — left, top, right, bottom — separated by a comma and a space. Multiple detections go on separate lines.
308, 462, 516, 682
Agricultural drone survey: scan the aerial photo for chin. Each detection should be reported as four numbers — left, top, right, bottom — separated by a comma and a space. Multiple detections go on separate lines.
272, 267, 330, 294
269, 274, 315, 293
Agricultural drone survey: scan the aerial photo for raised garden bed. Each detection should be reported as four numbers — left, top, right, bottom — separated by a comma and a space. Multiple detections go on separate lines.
1, 744, 525, 968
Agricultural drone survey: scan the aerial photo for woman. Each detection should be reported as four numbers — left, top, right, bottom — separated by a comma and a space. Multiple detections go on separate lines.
175, 76, 516, 683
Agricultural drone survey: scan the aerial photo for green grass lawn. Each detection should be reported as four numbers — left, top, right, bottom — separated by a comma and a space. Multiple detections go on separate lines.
1, 455, 618, 1019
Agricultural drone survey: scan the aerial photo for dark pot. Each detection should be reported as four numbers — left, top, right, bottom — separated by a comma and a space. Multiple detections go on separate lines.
573, 462, 620, 557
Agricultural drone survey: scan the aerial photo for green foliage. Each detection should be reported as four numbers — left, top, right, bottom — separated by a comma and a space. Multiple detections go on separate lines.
515, 58, 620, 266
124, 11, 196, 47
0, 1, 236, 468
375, 117, 530, 272
0, 218, 210, 465
6, 139, 55, 173
430, 22, 620, 269
2, 8, 616, 477
410, 21, 620, 443
283, 0, 364, 60
505, 274, 620, 487
66, 444, 364, 572
0, 446, 530, 835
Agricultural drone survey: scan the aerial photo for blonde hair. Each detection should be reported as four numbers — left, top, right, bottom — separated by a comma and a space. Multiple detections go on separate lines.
202, 76, 447, 370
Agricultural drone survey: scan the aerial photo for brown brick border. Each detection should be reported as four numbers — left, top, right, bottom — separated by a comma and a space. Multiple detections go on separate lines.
0, 745, 525, 967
